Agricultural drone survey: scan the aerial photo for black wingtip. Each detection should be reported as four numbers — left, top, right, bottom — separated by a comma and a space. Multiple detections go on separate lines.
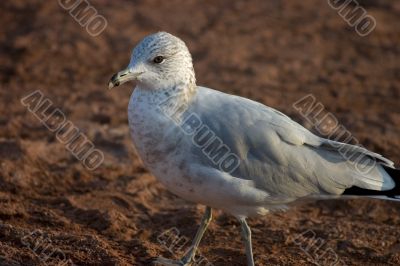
343, 165, 400, 198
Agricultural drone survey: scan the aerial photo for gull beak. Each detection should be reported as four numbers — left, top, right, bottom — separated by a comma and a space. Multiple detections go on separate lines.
108, 68, 142, 89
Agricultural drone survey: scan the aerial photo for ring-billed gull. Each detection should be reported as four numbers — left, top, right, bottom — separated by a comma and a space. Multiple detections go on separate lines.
108, 32, 399, 266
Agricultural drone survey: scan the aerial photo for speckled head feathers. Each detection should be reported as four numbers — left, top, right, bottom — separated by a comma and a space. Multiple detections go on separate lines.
128, 32, 196, 91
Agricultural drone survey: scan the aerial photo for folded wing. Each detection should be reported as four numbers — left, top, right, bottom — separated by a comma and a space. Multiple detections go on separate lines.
191, 87, 396, 200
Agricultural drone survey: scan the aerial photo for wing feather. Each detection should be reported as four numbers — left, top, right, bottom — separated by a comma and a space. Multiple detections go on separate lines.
191, 87, 395, 199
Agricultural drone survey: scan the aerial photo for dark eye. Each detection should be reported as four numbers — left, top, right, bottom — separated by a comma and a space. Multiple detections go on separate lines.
153, 56, 165, 64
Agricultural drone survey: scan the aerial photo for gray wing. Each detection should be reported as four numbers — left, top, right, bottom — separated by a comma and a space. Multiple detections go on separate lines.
187, 87, 395, 198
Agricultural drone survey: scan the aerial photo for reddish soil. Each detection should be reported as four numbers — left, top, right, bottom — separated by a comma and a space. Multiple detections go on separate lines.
1, 0, 400, 265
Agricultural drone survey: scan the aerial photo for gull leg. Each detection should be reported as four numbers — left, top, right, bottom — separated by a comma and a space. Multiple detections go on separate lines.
181, 206, 212, 263
239, 218, 255, 266
155, 206, 212, 266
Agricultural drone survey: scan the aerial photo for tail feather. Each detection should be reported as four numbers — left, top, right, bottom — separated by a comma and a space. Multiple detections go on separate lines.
343, 165, 400, 199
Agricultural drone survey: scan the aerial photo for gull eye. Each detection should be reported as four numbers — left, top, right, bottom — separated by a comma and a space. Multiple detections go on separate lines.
153, 56, 165, 64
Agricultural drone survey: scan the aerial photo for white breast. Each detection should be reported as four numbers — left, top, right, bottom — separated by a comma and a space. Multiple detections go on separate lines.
128, 87, 170, 165
127, 87, 194, 194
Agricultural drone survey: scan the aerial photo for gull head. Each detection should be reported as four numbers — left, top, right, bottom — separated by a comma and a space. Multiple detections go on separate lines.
109, 32, 196, 90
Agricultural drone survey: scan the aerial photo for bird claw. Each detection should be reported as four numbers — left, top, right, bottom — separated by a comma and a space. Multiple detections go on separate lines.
153, 256, 192, 266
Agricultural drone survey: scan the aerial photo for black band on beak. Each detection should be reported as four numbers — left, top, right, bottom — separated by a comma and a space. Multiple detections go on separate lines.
110, 73, 120, 87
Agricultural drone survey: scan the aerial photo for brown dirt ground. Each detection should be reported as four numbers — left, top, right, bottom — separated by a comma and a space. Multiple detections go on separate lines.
1, 0, 400, 265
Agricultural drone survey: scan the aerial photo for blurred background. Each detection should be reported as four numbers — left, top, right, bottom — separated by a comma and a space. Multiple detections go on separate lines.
0, 0, 399, 265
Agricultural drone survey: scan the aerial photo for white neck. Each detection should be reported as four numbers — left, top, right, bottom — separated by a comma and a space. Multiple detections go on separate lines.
134, 80, 197, 107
